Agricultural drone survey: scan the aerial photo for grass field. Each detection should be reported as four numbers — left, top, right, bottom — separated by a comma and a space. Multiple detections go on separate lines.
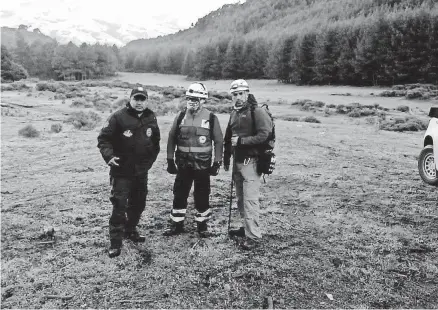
1, 73, 437, 309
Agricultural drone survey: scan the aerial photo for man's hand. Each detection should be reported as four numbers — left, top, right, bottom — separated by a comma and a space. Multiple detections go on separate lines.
167, 159, 178, 174
108, 157, 120, 167
224, 164, 230, 172
231, 136, 240, 146
209, 161, 221, 176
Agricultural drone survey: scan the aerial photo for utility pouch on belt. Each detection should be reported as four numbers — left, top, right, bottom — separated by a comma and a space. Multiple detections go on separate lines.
257, 149, 276, 175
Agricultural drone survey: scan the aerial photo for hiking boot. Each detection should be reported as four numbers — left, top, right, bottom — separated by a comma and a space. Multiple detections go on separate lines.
108, 240, 122, 258
228, 227, 245, 238
125, 230, 146, 243
239, 238, 260, 251
163, 222, 184, 236
197, 222, 212, 238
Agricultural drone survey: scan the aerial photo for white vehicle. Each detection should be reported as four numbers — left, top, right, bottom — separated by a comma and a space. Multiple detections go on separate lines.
418, 107, 438, 186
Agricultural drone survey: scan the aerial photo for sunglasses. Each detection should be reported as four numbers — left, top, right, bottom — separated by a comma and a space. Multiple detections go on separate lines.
186, 96, 200, 103
232, 92, 245, 97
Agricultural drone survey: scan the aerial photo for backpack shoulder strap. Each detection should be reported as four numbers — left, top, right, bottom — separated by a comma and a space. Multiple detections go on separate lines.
175, 109, 186, 138
250, 105, 257, 135
209, 112, 215, 141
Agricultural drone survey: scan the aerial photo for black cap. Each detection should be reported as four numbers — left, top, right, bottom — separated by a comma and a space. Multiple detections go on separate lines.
130, 87, 148, 99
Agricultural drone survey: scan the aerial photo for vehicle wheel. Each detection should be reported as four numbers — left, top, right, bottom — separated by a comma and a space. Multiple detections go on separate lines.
418, 145, 438, 186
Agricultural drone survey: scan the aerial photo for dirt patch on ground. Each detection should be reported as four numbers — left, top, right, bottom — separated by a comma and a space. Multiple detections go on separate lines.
1, 76, 437, 308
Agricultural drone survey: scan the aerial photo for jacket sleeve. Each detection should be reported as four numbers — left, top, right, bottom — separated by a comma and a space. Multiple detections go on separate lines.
152, 114, 161, 163
240, 107, 272, 146
211, 114, 223, 163
166, 113, 180, 160
97, 114, 118, 164
223, 115, 232, 166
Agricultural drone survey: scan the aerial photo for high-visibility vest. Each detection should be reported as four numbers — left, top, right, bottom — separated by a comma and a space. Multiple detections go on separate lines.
176, 108, 213, 169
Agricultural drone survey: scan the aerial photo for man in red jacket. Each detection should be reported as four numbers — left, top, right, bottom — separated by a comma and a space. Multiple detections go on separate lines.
223, 79, 273, 250
165, 82, 223, 237
98, 86, 160, 258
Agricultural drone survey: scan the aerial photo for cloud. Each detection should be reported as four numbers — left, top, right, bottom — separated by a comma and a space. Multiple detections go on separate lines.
1, 0, 241, 30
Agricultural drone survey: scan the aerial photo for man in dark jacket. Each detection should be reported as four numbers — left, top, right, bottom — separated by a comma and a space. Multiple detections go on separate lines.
97, 86, 160, 258
223, 79, 273, 250
164, 82, 223, 237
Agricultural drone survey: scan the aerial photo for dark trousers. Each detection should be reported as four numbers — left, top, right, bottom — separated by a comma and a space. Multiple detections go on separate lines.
109, 174, 148, 242
171, 168, 211, 223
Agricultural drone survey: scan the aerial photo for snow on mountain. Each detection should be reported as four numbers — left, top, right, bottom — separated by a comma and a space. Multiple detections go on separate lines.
0, 10, 181, 46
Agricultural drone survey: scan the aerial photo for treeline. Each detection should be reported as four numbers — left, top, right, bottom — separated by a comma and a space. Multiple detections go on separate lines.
123, 0, 438, 85
1, 35, 121, 82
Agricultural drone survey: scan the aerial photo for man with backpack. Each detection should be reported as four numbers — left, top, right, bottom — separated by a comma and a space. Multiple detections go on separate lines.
223, 79, 274, 250
164, 82, 223, 237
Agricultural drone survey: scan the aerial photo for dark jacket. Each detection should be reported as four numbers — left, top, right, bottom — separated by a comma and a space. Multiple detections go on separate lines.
167, 107, 223, 170
224, 95, 272, 165
97, 104, 160, 176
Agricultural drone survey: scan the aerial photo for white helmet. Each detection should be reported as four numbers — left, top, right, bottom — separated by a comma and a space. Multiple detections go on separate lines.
186, 82, 208, 99
230, 79, 249, 93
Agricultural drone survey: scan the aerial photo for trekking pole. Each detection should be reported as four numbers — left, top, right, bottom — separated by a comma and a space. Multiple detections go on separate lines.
227, 150, 235, 234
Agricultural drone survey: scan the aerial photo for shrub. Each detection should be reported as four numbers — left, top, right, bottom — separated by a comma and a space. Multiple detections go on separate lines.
204, 104, 233, 114
94, 99, 111, 111
112, 98, 129, 110
365, 117, 376, 125
50, 123, 63, 133
406, 89, 424, 99
210, 90, 232, 100
54, 94, 67, 100
396, 105, 410, 113
36, 82, 59, 92
1, 84, 14, 91
18, 124, 40, 138
302, 116, 321, 123
335, 104, 348, 114
379, 90, 406, 97
347, 108, 377, 118
148, 98, 180, 116
279, 115, 300, 122
65, 111, 101, 130
70, 98, 92, 108
347, 110, 361, 118
162, 87, 185, 98
292, 99, 325, 109
1, 82, 31, 92
379, 116, 428, 132
65, 91, 78, 98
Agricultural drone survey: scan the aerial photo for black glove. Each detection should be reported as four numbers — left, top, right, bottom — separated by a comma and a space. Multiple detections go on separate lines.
167, 159, 177, 174
223, 157, 230, 172
209, 161, 221, 176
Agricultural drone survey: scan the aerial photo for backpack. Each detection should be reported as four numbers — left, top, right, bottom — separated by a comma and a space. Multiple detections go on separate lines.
248, 94, 276, 175
175, 109, 215, 141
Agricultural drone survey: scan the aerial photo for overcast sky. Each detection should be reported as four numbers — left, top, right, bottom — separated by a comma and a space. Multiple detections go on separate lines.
1, 0, 242, 32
